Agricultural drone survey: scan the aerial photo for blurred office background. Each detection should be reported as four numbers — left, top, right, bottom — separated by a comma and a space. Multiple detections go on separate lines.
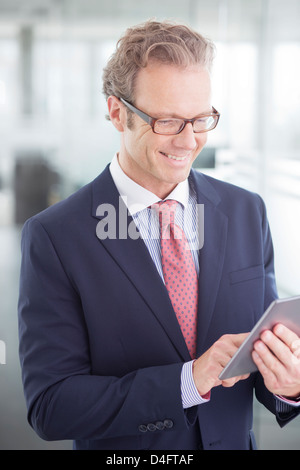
0, 0, 300, 450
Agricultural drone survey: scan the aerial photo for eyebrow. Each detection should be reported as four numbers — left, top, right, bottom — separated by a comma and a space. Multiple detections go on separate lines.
154, 108, 214, 119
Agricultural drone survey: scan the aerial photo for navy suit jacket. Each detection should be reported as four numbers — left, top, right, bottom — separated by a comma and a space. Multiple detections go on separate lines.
18, 167, 299, 450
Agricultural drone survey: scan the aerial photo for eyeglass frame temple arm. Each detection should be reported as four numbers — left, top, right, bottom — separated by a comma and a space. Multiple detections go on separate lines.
120, 98, 153, 125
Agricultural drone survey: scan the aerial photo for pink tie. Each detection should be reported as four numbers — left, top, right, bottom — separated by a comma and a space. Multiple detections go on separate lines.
156, 200, 198, 359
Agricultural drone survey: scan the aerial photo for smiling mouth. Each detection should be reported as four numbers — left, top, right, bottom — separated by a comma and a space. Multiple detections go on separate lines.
160, 152, 189, 161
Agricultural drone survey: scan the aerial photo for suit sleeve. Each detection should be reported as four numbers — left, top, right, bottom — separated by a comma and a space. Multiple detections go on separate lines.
257, 194, 278, 311
18, 217, 187, 441
254, 195, 300, 426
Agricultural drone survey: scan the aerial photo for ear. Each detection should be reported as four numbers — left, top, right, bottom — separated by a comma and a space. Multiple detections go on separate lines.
107, 96, 126, 132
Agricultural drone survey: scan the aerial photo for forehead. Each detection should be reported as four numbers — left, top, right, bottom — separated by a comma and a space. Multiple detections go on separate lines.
134, 62, 212, 117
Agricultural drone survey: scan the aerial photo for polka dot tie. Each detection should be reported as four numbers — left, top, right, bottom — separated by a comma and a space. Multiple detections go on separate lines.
156, 200, 198, 359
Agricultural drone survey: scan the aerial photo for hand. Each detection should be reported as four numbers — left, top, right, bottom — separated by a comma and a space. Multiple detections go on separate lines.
192, 333, 250, 396
252, 323, 300, 399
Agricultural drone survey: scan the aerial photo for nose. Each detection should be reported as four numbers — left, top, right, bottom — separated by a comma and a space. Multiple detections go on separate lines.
172, 122, 198, 150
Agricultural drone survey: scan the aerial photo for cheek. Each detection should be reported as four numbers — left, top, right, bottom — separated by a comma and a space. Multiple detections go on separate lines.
133, 127, 159, 151
123, 129, 145, 156
145, 135, 169, 156
197, 133, 208, 148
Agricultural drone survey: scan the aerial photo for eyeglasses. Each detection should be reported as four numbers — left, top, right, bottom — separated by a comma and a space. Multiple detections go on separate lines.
120, 98, 220, 135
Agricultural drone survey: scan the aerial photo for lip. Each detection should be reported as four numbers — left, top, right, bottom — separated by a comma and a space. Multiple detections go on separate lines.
159, 151, 191, 164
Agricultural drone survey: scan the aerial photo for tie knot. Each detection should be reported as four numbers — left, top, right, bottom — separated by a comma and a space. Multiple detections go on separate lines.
154, 200, 178, 229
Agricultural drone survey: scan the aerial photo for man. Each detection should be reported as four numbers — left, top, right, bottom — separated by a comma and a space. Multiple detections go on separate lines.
18, 20, 300, 450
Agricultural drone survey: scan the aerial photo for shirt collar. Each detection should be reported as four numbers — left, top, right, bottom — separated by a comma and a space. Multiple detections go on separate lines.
109, 153, 189, 216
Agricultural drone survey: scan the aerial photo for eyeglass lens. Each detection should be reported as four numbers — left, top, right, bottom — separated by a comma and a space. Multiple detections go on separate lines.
153, 116, 217, 134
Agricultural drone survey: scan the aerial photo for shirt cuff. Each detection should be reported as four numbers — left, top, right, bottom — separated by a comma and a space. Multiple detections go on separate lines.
275, 394, 300, 408
181, 360, 211, 409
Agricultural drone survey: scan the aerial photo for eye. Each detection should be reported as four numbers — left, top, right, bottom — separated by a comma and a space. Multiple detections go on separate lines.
157, 119, 177, 126
196, 117, 209, 124
194, 116, 215, 131
154, 119, 183, 134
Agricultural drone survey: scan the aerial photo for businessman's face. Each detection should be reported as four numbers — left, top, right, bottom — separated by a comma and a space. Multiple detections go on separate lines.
116, 61, 212, 199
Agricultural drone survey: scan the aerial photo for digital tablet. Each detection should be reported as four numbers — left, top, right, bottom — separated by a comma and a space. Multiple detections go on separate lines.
219, 296, 300, 380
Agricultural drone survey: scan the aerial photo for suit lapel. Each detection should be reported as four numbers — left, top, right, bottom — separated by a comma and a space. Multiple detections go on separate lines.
190, 171, 228, 356
91, 166, 190, 361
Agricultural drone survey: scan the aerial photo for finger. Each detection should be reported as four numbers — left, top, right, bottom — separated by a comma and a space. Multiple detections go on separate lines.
221, 373, 250, 388
253, 336, 286, 378
261, 328, 300, 374
252, 349, 278, 384
232, 332, 249, 347
291, 341, 300, 356
260, 328, 298, 370
273, 323, 299, 351
221, 377, 237, 388
292, 347, 300, 360
214, 333, 249, 367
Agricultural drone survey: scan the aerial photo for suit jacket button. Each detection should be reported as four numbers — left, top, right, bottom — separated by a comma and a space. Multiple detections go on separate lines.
147, 423, 157, 432
155, 421, 165, 430
138, 424, 148, 433
163, 419, 174, 429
